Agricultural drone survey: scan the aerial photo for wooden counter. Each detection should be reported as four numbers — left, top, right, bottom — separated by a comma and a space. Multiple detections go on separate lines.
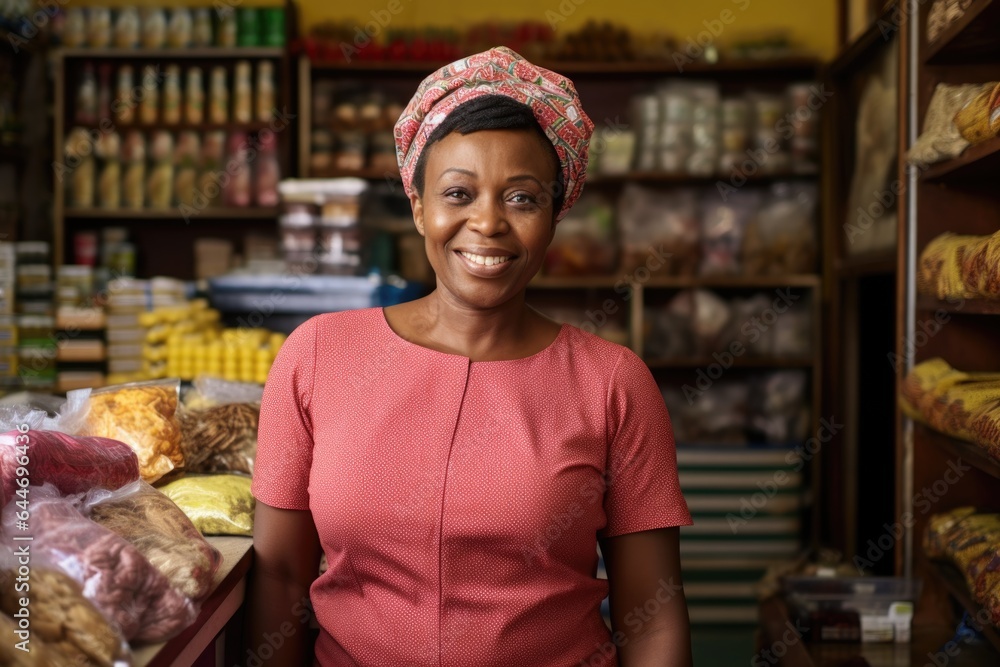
132, 536, 253, 667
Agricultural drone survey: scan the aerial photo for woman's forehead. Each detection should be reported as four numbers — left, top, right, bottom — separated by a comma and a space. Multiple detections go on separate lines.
426, 130, 559, 178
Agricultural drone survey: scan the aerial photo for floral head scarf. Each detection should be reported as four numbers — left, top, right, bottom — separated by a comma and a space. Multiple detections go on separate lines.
394, 46, 594, 221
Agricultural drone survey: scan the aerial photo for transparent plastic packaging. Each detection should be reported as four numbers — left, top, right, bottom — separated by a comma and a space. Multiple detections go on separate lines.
184, 376, 265, 408
617, 184, 699, 276
178, 403, 258, 475
700, 190, 759, 276
0, 485, 196, 642
84, 480, 222, 601
157, 474, 255, 536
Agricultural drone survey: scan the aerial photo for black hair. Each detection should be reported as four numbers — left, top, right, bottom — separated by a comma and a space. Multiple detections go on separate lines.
411, 95, 564, 216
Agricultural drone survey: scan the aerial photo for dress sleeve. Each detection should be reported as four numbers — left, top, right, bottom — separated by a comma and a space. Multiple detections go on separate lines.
251, 316, 317, 511
599, 348, 692, 539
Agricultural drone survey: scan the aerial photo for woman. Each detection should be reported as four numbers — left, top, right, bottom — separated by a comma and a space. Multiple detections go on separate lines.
250, 46, 693, 667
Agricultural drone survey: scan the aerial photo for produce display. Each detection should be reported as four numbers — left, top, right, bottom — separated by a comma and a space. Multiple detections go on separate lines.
0, 568, 127, 667
73, 379, 184, 484
1, 488, 196, 642
158, 474, 255, 536
925, 507, 1000, 624
917, 231, 1000, 301
0, 429, 139, 508
900, 358, 1000, 461
178, 402, 258, 475
85, 480, 222, 601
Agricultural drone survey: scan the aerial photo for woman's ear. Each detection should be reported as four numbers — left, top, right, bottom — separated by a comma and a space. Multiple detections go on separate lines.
409, 193, 425, 237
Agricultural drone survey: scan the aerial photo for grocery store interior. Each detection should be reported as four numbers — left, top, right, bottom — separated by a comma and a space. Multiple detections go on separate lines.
2, 0, 1000, 665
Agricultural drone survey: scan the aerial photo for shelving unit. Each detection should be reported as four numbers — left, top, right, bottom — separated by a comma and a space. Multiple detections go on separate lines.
896, 0, 1000, 652
928, 561, 1000, 653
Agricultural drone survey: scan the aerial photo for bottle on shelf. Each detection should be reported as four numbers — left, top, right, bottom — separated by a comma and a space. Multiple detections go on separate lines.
167, 8, 193, 49
175, 132, 200, 208
255, 131, 280, 207
122, 131, 146, 209
233, 61, 252, 124
185, 67, 205, 125
224, 132, 251, 207
162, 65, 182, 126
113, 7, 140, 49
199, 131, 226, 207
97, 64, 112, 123
114, 65, 135, 125
96, 131, 121, 210
208, 66, 228, 124
255, 61, 276, 122
192, 9, 213, 47
138, 65, 159, 126
75, 63, 97, 126
147, 131, 174, 209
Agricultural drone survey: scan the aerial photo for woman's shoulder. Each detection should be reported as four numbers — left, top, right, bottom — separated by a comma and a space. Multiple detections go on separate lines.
559, 324, 645, 378
280, 308, 386, 358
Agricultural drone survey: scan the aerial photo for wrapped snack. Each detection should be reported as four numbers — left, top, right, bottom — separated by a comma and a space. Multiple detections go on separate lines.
158, 474, 255, 536
617, 185, 699, 276
749, 371, 810, 444
0, 486, 196, 642
183, 376, 264, 410
907, 83, 982, 167
0, 610, 52, 666
0, 430, 140, 509
971, 399, 1000, 462
924, 506, 978, 558
84, 480, 222, 600
690, 289, 732, 356
741, 183, 818, 276
953, 82, 1000, 146
543, 194, 617, 276
178, 403, 258, 475
699, 190, 759, 276
72, 379, 184, 483
0, 568, 128, 667
917, 233, 983, 299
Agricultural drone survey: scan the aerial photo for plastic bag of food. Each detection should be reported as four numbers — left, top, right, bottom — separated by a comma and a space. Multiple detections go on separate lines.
70, 378, 184, 483
183, 376, 264, 410
0, 484, 196, 642
699, 190, 759, 276
157, 474, 255, 536
543, 193, 618, 276
618, 185, 699, 276
954, 82, 1000, 146
924, 507, 977, 558
907, 83, 982, 166
741, 183, 818, 276
83, 480, 222, 601
662, 382, 749, 444
971, 399, 1000, 462
690, 289, 732, 355
178, 403, 258, 475
0, 564, 130, 667
0, 430, 140, 510
749, 371, 810, 444
642, 299, 695, 362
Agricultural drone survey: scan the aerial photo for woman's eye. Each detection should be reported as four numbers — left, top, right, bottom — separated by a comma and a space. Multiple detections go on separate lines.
444, 190, 469, 200
510, 193, 537, 205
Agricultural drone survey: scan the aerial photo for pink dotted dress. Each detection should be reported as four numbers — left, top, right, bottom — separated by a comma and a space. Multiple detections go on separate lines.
252, 307, 691, 666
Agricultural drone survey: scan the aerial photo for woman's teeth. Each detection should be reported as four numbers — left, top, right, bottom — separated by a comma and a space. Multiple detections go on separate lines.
460, 251, 512, 266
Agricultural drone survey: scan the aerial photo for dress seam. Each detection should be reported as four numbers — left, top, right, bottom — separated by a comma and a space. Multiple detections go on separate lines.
603, 347, 628, 466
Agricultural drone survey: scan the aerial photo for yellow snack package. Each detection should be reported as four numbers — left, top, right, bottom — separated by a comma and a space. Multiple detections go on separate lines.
157, 474, 255, 536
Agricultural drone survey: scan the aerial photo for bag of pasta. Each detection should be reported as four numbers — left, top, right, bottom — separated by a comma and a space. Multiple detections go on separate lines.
70, 379, 184, 484
178, 403, 259, 475
924, 506, 978, 559
157, 474, 255, 536
83, 480, 222, 601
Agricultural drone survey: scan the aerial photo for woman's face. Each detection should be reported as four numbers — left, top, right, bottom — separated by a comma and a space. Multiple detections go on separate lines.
410, 129, 558, 310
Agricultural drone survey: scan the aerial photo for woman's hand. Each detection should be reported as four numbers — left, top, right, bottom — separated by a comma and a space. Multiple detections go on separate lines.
599, 527, 693, 667
247, 501, 323, 667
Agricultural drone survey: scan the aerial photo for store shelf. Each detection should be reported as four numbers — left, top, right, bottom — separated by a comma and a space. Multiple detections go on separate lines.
67, 121, 277, 133
834, 251, 897, 278
63, 207, 279, 220
920, 135, 1000, 183
927, 560, 1000, 653
310, 168, 400, 181
924, 0, 1000, 64
917, 295, 1000, 315
528, 276, 620, 289
308, 56, 819, 77
916, 423, 1000, 482
58, 47, 285, 60
644, 274, 821, 289
587, 170, 817, 186
826, 0, 899, 77
645, 356, 814, 369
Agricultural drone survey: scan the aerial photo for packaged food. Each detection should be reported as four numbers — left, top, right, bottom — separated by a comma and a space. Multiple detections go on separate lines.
208, 66, 229, 125
96, 132, 122, 210
742, 183, 818, 276
0, 567, 127, 667
178, 403, 258, 475
185, 67, 205, 125
174, 132, 200, 207
113, 7, 140, 49
224, 132, 252, 207
84, 480, 222, 601
183, 375, 265, 409
256, 61, 276, 122
617, 184, 699, 276
75, 64, 98, 126
1, 486, 196, 642
192, 9, 213, 47
157, 474, 255, 536
0, 429, 140, 509
141, 8, 167, 49
907, 83, 982, 166
70, 378, 184, 483
66, 128, 96, 209
161, 65, 182, 125
86, 7, 112, 48
62, 7, 87, 48
167, 8, 193, 49
113, 66, 135, 126
233, 61, 252, 124
138, 65, 159, 126
543, 193, 617, 276
700, 190, 760, 276
748, 371, 810, 443
255, 131, 281, 207
122, 131, 146, 209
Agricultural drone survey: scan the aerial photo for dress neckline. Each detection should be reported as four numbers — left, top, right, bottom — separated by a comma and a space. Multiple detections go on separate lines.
377, 307, 568, 364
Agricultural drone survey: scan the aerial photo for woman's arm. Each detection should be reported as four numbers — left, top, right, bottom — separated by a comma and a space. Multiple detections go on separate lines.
599, 527, 693, 667
247, 501, 323, 667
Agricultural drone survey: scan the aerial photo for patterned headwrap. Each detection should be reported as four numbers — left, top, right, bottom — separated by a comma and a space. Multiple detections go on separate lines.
394, 46, 595, 221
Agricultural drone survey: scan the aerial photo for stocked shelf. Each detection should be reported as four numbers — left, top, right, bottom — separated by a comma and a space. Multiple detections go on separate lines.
923, 0, 1000, 64
916, 423, 1000, 483
920, 135, 1000, 182
308, 56, 820, 77
311, 168, 400, 181
917, 295, 1000, 315
927, 560, 1000, 653
63, 207, 279, 220
645, 356, 814, 369
67, 122, 279, 133
587, 170, 816, 186
528, 274, 820, 290
58, 47, 285, 60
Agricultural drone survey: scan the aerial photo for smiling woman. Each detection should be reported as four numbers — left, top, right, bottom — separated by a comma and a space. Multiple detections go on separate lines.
249, 46, 694, 667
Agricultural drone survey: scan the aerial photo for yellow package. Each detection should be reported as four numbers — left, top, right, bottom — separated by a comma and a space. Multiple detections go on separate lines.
74, 379, 184, 483
157, 474, 255, 536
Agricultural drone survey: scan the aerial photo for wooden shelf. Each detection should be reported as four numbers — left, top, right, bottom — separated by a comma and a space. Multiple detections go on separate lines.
835, 251, 897, 278
529, 276, 619, 289
916, 423, 1000, 482
310, 168, 400, 181
58, 47, 284, 60
920, 135, 1000, 183
308, 56, 819, 77
924, 0, 1000, 64
68, 122, 276, 133
917, 295, 1000, 315
826, 0, 900, 77
587, 170, 817, 186
64, 207, 278, 220
927, 560, 1000, 653
645, 356, 814, 369
644, 274, 821, 289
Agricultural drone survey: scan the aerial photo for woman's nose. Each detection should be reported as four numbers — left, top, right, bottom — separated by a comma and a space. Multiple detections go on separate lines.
465, 198, 510, 236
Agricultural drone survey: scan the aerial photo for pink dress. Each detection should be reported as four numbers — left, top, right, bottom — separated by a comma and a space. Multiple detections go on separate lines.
252, 307, 691, 667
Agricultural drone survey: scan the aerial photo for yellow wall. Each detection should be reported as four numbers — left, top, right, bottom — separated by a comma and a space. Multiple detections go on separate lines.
295, 0, 839, 60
